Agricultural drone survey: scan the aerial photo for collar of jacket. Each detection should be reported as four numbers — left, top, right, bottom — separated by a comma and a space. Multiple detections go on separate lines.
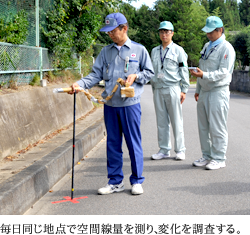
211, 33, 225, 47
156, 41, 173, 51
206, 33, 225, 53
156, 42, 177, 58
110, 37, 132, 50
200, 34, 226, 54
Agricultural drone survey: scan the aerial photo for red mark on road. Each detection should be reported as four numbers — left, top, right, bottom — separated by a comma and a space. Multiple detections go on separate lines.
51, 196, 88, 204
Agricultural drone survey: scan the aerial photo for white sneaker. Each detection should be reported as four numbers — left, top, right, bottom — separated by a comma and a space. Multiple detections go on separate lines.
206, 160, 226, 170
193, 157, 209, 167
175, 152, 185, 160
131, 184, 144, 195
151, 152, 170, 160
98, 182, 124, 195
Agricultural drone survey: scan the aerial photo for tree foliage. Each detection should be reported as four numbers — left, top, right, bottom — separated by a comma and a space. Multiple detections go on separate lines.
1, 0, 248, 71
229, 27, 250, 70
201, 0, 242, 31
186, 2, 208, 66
223, 0, 241, 31
247, 27, 250, 64
39, 0, 249, 69
42, 0, 119, 69
0, 9, 29, 44
132, 4, 159, 52
149, 0, 206, 66
120, 0, 208, 66
239, 0, 250, 26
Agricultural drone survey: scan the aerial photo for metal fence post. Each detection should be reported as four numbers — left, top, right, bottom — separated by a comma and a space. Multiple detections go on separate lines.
79, 55, 81, 74
40, 47, 43, 83
36, 0, 39, 47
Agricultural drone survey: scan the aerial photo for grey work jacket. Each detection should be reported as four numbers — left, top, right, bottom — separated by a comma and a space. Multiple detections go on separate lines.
150, 42, 189, 94
77, 38, 154, 107
196, 35, 236, 93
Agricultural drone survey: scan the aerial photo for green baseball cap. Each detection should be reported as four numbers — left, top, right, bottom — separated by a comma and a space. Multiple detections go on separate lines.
158, 21, 174, 31
202, 16, 223, 33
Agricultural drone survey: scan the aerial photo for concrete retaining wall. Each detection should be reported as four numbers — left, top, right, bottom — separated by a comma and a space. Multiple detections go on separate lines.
0, 118, 105, 215
230, 70, 250, 93
0, 84, 93, 161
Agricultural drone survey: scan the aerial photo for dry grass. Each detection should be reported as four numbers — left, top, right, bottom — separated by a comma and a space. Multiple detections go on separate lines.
89, 85, 104, 99
0, 70, 105, 98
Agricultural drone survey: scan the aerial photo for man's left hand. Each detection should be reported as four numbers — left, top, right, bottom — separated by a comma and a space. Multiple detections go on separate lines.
126, 74, 137, 86
190, 67, 203, 78
180, 92, 186, 104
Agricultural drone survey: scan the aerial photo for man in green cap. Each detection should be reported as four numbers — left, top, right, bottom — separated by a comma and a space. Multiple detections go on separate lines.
150, 21, 189, 161
190, 16, 235, 170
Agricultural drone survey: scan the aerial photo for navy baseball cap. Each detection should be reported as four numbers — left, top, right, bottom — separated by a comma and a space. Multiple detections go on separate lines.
100, 13, 127, 32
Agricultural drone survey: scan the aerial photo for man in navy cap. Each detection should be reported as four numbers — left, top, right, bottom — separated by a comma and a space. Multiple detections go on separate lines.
70, 13, 154, 195
150, 21, 189, 162
190, 16, 235, 170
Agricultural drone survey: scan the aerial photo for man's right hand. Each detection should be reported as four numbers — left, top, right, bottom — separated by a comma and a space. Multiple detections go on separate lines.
68, 83, 80, 95
194, 93, 199, 102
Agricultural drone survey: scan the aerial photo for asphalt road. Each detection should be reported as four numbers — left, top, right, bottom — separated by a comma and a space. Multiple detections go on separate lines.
24, 85, 250, 216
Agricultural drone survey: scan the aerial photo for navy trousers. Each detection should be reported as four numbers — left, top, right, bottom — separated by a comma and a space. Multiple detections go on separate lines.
104, 103, 145, 185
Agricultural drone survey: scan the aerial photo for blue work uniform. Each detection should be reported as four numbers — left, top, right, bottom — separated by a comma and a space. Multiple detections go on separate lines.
151, 42, 189, 155
77, 38, 154, 185
196, 34, 235, 162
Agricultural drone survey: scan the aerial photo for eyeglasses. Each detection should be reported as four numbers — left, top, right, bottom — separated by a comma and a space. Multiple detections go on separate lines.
105, 29, 117, 35
159, 30, 173, 35
105, 26, 124, 35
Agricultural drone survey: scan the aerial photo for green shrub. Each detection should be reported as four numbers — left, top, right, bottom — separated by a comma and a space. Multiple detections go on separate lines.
29, 74, 40, 86
0, 9, 29, 44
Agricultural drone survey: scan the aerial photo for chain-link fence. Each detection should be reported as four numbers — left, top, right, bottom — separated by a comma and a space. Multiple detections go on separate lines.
0, 42, 53, 85
0, 0, 54, 47
0, 41, 81, 85
0, 0, 81, 86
